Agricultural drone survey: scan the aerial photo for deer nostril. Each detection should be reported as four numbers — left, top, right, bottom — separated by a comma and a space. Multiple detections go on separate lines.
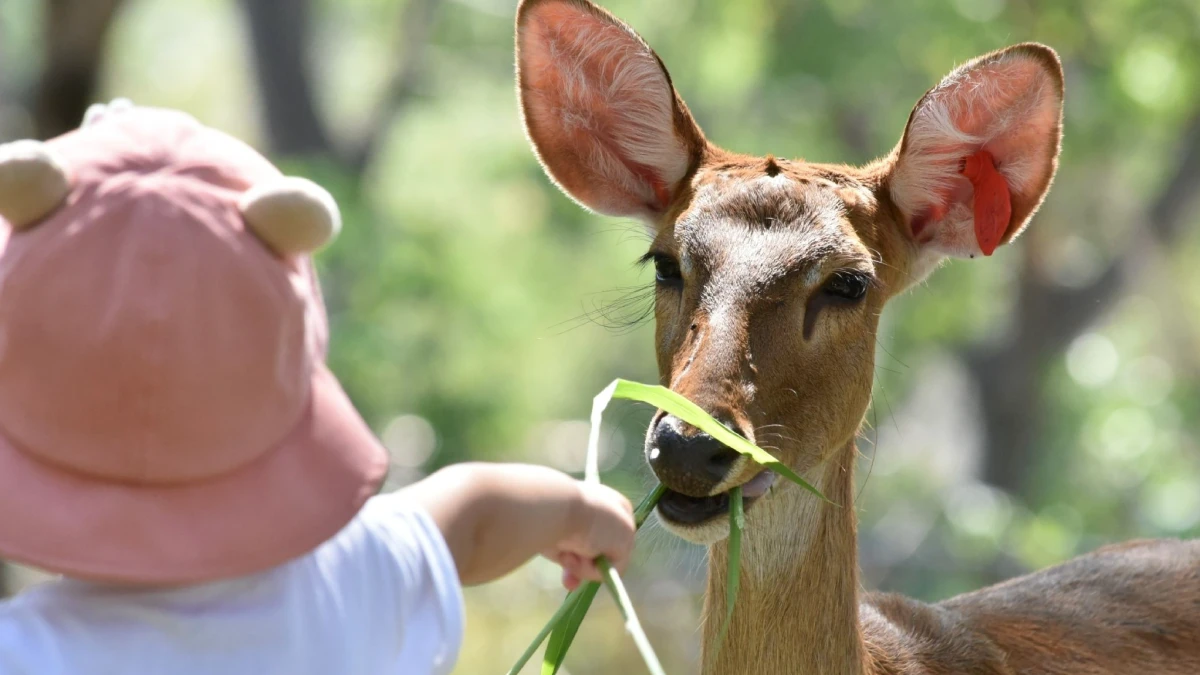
705, 445, 739, 474
704, 416, 744, 475
648, 415, 744, 495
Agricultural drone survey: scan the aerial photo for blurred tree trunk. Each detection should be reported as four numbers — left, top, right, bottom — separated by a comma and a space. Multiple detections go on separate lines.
236, 0, 440, 325
34, 0, 126, 139
971, 112, 1200, 498
237, 0, 438, 175
238, 0, 335, 158
966, 237, 1123, 496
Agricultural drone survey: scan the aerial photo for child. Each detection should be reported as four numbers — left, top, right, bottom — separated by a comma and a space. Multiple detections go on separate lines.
0, 101, 636, 674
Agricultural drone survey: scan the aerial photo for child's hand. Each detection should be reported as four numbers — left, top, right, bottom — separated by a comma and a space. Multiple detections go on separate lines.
544, 482, 636, 591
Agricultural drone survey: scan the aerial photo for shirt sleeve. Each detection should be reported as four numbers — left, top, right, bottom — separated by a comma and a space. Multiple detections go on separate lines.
0, 602, 67, 675
355, 493, 466, 675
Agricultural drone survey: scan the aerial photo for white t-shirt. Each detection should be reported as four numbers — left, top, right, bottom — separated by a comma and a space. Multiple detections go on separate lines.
0, 493, 464, 675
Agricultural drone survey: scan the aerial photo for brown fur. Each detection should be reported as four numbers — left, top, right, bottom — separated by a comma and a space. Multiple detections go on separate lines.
515, 1, 1200, 672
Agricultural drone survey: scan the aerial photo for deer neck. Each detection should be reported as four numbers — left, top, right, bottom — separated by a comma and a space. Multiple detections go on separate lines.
701, 440, 865, 675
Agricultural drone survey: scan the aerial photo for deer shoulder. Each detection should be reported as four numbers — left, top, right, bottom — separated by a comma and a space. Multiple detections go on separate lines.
862, 539, 1200, 675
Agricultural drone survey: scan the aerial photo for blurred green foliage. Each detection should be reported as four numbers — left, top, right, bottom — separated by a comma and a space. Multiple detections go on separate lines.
1, 0, 1198, 672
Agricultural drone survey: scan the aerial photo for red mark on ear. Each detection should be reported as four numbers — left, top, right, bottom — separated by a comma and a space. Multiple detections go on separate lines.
961, 149, 1011, 257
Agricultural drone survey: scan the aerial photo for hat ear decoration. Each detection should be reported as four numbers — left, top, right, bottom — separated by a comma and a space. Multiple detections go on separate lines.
0, 140, 71, 231
240, 177, 341, 256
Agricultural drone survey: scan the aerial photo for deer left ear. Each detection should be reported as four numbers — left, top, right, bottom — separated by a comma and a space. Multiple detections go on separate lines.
515, 0, 706, 224
888, 43, 1064, 263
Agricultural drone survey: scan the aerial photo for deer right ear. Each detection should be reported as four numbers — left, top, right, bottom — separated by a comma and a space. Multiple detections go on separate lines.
887, 44, 1064, 265
516, 0, 705, 223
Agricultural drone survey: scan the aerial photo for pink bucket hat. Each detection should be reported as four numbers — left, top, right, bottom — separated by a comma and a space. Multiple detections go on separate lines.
0, 102, 388, 584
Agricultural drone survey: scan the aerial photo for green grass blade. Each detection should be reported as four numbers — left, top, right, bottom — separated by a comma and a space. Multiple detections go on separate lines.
508, 484, 666, 675
708, 486, 744, 664
598, 559, 667, 675
584, 380, 620, 484
539, 485, 666, 673
539, 582, 601, 675
607, 379, 829, 502
506, 585, 587, 675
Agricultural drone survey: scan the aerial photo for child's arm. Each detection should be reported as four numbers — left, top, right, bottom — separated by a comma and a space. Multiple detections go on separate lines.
399, 463, 635, 587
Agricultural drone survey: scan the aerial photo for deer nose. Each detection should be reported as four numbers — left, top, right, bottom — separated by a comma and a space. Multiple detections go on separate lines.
647, 415, 743, 497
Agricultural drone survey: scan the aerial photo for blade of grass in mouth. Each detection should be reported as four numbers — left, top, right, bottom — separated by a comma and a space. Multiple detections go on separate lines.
708, 486, 743, 664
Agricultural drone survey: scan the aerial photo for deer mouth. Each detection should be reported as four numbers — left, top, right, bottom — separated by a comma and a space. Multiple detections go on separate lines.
657, 470, 776, 527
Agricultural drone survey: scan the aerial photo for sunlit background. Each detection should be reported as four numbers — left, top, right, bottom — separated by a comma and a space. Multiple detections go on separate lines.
2, 0, 1199, 672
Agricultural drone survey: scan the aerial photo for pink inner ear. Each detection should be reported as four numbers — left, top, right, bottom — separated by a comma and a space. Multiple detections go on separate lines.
892, 49, 1061, 259
519, 1, 689, 216
946, 60, 1060, 195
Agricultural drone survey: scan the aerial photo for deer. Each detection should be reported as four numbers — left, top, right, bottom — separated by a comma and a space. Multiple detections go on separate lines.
514, 0, 1200, 673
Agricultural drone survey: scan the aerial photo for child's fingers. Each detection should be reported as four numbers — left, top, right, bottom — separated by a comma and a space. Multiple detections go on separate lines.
603, 529, 634, 573
554, 482, 637, 579
561, 568, 580, 591
600, 518, 635, 574
568, 559, 600, 581
565, 556, 602, 583
585, 486, 636, 572
556, 551, 598, 588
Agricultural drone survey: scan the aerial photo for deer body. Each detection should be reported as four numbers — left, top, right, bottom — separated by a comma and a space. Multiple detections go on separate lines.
514, 1, 1200, 671
706, 440, 1200, 674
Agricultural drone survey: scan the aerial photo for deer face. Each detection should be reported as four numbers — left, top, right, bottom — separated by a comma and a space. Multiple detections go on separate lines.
638, 161, 893, 538
517, 0, 1063, 544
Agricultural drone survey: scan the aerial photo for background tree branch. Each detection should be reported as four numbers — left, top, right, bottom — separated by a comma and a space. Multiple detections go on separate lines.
348, 0, 438, 173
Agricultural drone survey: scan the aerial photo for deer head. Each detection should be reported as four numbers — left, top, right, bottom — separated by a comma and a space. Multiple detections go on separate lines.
517, 0, 1063, 545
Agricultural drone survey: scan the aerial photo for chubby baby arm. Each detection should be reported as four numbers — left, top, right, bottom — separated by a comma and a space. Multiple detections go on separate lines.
399, 463, 635, 587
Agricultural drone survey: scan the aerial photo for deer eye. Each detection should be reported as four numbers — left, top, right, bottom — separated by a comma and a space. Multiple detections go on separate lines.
821, 271, 869, 301
653, 254, 683, 285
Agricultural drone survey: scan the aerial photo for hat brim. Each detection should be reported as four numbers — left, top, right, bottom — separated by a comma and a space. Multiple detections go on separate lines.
0, 364, 389, 584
